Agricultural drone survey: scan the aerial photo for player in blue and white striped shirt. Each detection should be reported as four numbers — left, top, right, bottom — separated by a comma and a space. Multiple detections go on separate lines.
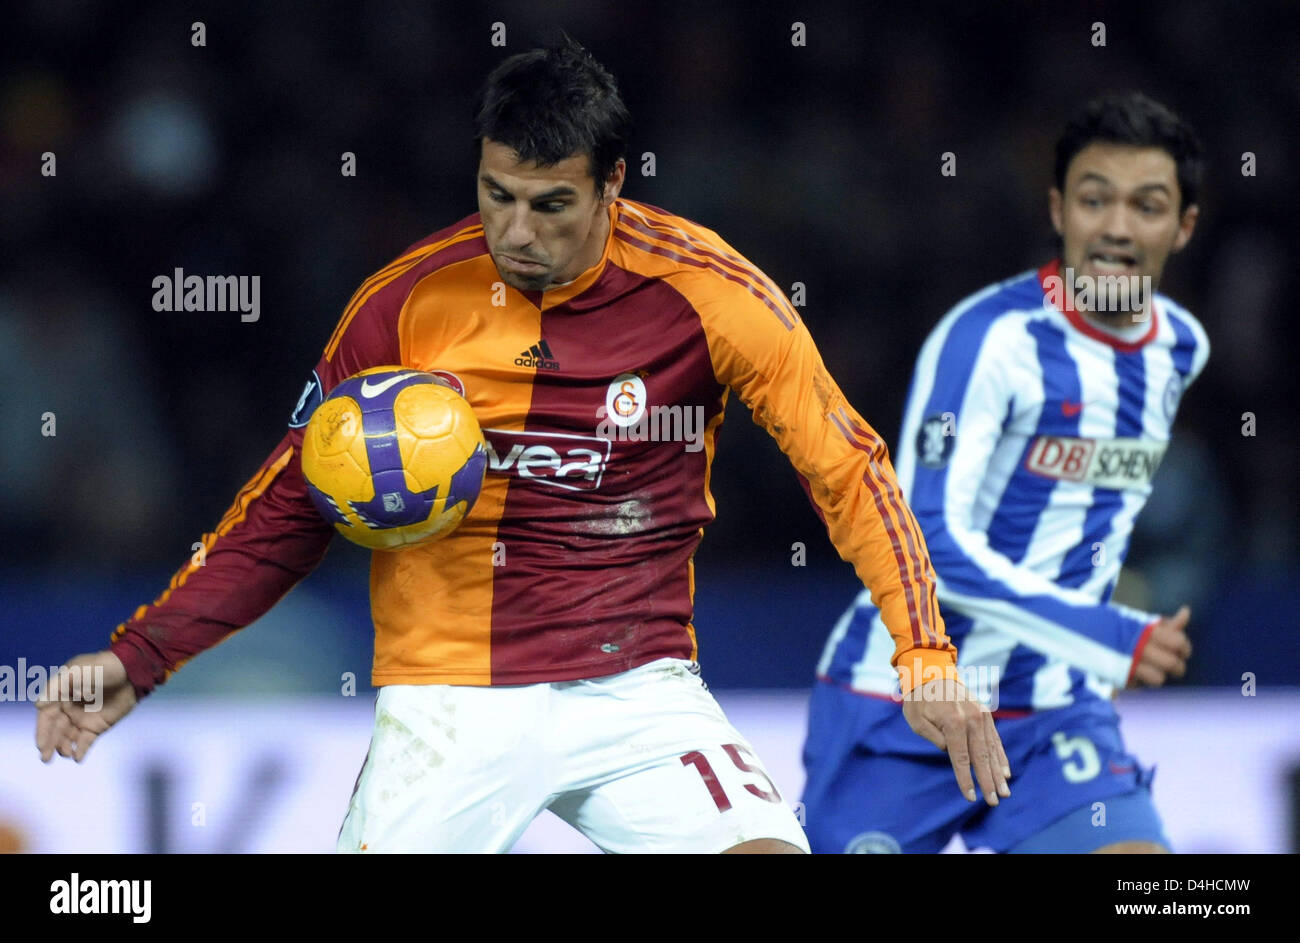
803, 92, 1208, 853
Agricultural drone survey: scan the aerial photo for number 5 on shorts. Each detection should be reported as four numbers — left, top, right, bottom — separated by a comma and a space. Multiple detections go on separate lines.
680, 743, 782, 812
1051, 731, 1101, 783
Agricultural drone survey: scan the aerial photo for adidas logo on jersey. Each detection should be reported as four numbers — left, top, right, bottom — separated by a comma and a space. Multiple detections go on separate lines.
515, 339, 560, 371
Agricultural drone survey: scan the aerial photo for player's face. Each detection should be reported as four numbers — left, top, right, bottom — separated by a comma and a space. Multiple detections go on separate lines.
1049, 142, 1198, 318
477, 139, 624, 292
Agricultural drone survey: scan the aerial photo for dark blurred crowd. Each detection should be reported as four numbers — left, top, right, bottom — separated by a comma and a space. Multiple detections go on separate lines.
3, 1, 1297, 676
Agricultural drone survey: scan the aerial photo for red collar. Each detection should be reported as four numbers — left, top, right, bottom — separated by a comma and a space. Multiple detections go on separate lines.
1037, 259, 1159, 353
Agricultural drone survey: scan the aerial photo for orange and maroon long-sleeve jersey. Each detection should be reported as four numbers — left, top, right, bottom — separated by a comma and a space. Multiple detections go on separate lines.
110, 198, 955, 694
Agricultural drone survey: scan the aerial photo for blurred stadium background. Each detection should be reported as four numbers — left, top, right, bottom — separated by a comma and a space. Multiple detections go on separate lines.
2, 0, 1297, 852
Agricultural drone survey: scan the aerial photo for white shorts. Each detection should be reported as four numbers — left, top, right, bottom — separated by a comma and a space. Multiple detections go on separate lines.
336, 658, 809, 853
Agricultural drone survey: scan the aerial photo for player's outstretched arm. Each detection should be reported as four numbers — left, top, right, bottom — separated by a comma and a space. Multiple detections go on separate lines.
35, 651, 137, 764
35, 258, 403, 762
902, 678, 1012, 806
694, 276, 1009, 802
35, 433, 333, 762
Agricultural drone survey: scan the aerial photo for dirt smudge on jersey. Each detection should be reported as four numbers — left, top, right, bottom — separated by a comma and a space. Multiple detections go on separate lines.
570, 497, 654, 536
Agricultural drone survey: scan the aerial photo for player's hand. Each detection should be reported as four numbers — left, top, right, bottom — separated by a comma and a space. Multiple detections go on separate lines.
34, 651, 138, 764
902, 678, 1011, 806
1128, 605, 1192, 688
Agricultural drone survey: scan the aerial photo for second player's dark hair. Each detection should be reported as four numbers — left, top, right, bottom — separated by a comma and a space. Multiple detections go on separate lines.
473, 33, 630, 197
1054, 92, 1204, 211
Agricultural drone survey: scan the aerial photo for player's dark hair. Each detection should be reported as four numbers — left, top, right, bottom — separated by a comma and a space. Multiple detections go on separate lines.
473, 33, 630, 197
1054, 92, 1204, 211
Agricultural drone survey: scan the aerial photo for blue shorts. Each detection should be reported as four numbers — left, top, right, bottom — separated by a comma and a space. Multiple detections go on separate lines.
801, 681, 1171, 854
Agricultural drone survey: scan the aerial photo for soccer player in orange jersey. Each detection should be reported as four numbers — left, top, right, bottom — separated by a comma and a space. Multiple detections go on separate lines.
36, 35, 1009, 853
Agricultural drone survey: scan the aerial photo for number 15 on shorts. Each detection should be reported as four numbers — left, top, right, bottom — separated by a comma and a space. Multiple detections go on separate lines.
681, 743, 783, 812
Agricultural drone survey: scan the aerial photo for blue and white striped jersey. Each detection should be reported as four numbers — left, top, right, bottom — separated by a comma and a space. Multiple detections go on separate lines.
817, 262, 1210, 713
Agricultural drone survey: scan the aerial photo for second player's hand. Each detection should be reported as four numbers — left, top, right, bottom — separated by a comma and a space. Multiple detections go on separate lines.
34, 651, 138, 764
1128, 605, 1192, 688
902, 679, 1011, 806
